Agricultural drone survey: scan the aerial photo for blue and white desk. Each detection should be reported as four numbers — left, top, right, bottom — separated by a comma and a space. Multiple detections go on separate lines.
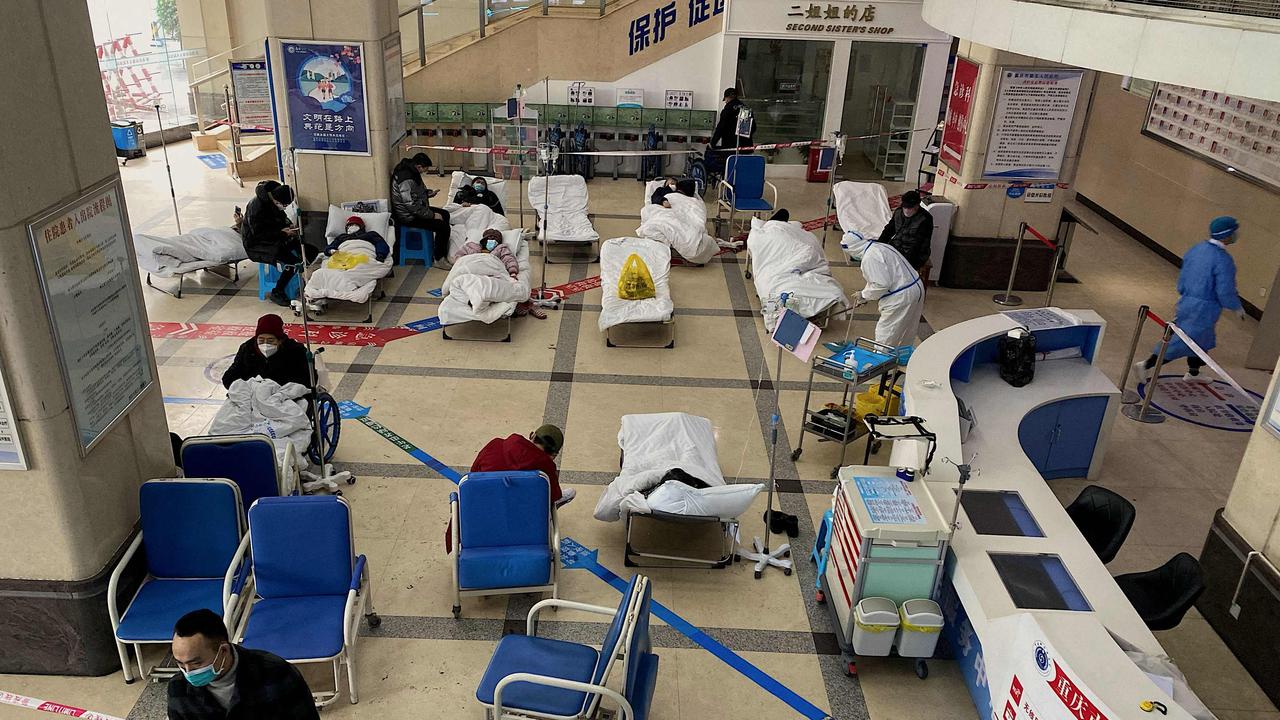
901, 311, 1199, 720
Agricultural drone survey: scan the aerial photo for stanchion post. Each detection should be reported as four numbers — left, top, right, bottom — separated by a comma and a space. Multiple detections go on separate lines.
1043, 242, 1064, 308
1123, 323, 1171, 424
993, 222, 1025, 306
1118, 304, 1149, 404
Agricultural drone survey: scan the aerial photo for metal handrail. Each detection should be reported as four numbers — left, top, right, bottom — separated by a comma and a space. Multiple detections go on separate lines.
1018, 0, 1280, 21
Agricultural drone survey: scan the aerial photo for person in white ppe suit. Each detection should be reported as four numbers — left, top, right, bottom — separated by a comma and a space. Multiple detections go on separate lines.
843, 230, 924, 348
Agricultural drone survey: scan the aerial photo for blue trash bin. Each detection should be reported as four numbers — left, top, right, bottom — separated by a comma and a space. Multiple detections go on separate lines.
111, 120, 146, 162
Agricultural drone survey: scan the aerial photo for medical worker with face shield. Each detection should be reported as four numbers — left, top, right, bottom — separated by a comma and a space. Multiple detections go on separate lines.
843, 230, 925, 348
1135, 216, 1246, 383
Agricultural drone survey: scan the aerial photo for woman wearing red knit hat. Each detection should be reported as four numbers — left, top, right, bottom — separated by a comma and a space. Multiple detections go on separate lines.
220, 313, 313, 389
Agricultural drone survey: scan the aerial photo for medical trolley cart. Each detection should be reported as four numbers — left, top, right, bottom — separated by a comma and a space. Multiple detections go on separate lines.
820, 465, 951, 679
790, 337, 903, 478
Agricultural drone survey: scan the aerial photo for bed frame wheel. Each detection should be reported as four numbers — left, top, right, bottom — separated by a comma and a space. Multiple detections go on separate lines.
346, 475, 357, 485
915, 659, 928, 679
844, 661, 858, 677
753, 570, 762, 580
451, 605, 461, 620
606, 339, 616, 348
783, 567, 792, 576
745, 271, 753, 280
333, 489, 343, 496
815, 589, 826, 604
366, 613, 382, 629
790, 448, 803, 461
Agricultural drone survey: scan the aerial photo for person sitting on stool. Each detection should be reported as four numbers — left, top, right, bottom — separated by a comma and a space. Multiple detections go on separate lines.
878, 190, 933, 279
167, 608, 319, 720
221, 313, 313, 389
242, 181, 316, 307
391, 152, 450, 263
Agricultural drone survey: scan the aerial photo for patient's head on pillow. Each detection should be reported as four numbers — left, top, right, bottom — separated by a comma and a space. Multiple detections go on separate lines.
481, 228, 503, 252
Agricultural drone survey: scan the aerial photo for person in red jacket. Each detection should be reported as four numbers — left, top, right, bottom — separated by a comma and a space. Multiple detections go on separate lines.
470, 424, 574, 506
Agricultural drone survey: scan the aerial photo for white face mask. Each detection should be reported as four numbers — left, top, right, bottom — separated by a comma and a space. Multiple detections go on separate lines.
258, 342, 279, 358
346, 224, 360, 235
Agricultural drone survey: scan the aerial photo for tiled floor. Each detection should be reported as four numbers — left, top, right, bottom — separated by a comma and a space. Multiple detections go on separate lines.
3, 141, 1276, 720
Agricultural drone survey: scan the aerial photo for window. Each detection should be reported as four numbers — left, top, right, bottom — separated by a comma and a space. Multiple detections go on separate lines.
736, 38, 834, 163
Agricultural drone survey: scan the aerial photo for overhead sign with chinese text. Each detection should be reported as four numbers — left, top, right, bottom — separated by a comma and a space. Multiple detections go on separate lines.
281, 40, 371, 155
229, 60, 274, 130
617, 88, 645, 108
726, 0, 951, 42
983, 68, 1083, 180
26, 180, 155, 455
940, 57, 979, 170
627, 0, 723, 56
665, 90, 694, 109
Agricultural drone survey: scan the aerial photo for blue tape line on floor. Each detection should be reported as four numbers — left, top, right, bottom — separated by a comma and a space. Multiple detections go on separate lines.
428, 288, 442, 297
337, 400, 371, 420
163, 396, 225, 405
356, 416, 461, 483
560, 538, 830, 720
405, 316, 443, 333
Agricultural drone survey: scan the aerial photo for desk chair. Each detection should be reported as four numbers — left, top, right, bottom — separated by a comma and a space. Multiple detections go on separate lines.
717, 154, 777, 235
231, 496, 380, 706
1065, 485, 1135, 564
475, 575, 658, 720
108, 479, 250, 682
1115, 552, 1205, 631
450, 471, 559, 619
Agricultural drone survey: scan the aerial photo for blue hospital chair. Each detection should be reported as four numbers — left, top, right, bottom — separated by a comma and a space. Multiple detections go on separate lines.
450, 471, 559, 619
230, 496, 380, 706
181, 434, 297, 512
476, 575, 659, 720
108, 479, 251, 682
717, 154, 778, 233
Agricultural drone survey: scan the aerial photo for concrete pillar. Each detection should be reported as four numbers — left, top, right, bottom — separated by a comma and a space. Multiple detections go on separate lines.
0, 0, 174, 675
932, 41, 1095, 291
257, 0, 402, 212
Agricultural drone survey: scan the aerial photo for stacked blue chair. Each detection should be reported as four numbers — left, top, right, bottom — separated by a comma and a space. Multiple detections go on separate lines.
181, 434, 294, 512
450, 471, 559, 619
717, 154, 778, 232
233, 496, 379, 706
108, 479, 250, 682
397, 225, 434, 266
476, 575, 659, 720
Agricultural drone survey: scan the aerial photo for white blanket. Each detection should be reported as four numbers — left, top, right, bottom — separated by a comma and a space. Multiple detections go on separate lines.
209, 378, 312, 468
594, 413, 763, 521
304, 239, 393, 303
445, 204, 512, 259
133, 227, 246, 276
833, 181, 892, 246
528, 175, 599, 243
599, 238, 673, 331
747, 218, 849, 331
438, 247, 531, 324
637, 193, 717, 265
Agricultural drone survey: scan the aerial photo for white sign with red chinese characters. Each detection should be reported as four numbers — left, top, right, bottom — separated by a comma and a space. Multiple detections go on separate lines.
997, 617, 1117, 720
725, 0, 950, 42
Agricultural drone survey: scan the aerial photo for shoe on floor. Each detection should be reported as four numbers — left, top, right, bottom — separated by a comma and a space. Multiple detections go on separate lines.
555, 487, 577, 508
269, 289, 291, 307
1183, 371, 1212, 384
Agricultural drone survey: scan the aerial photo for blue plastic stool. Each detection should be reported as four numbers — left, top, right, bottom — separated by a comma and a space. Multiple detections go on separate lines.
812, 509, 834, 601
257, 263, 300, 301
398, 226, 434, 266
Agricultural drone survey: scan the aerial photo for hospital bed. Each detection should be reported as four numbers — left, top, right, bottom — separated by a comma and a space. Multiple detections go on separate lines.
134, 226, 247, 298
528, 174, 600, 263
438, 228, 529, 342
638, 179, 718, 265
832, 181, 893, 261
303, 204, 396, 324
593, 413, 764, 568
745, 217, 849, 331
599, 238, 675, 348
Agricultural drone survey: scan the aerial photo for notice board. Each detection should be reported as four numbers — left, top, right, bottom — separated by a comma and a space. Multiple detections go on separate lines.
982, 68, 1083, 181
1144, 83, 1280, 192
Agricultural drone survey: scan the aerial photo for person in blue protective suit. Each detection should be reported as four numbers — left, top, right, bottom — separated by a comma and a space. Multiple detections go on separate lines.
1135, 216, 1245, 384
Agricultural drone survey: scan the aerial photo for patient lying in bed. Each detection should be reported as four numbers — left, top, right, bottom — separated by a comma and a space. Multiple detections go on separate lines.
455, 229, 518, 279
323, 216, 389, 262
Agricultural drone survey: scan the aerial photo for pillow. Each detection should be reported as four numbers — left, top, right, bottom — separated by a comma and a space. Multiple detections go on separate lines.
449, 171, 509, 211
324, 204, 392, 245
465, 226, 522, 253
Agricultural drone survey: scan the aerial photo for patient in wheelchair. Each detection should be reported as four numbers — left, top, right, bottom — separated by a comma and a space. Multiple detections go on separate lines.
323, 216, 389, 263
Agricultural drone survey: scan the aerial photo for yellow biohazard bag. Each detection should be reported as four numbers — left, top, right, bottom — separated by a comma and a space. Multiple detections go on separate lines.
617, 253, 656, 300
325, 251, 369, 271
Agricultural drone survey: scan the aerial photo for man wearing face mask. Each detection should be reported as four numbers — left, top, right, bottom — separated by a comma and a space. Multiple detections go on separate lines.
221, 313, 313, 389
453, 176, 505, 215
167, 608, 318, 720
877, 190, 934, 277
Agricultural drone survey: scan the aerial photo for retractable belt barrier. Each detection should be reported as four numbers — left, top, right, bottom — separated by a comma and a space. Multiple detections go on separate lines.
993, 221, 1064, 309
0, 690, 124, 720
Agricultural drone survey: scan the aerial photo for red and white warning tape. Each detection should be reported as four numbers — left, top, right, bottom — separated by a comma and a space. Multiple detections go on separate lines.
0, 690, 123, 720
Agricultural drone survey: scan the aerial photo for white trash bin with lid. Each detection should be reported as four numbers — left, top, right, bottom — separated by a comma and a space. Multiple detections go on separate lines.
895, 599, 944, 657
852, 597, 900, 657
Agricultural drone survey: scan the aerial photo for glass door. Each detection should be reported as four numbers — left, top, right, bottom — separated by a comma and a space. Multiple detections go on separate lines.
839, 42, 926, 181
736, 38, 834, 165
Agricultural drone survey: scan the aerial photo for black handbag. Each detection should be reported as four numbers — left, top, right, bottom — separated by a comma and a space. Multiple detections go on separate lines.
998, 328, 1037, 387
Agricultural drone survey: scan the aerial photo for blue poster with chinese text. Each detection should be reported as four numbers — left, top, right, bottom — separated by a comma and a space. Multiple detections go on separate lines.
281, 40, 369, 155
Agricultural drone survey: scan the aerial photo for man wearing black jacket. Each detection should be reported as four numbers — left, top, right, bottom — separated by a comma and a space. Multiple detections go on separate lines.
710, 88, 750, 151
390, 152, 450, 261
167, 609, 318, 720
221, 314, 313, 390
242, 181, 316, 307
878, 190, 934, 275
